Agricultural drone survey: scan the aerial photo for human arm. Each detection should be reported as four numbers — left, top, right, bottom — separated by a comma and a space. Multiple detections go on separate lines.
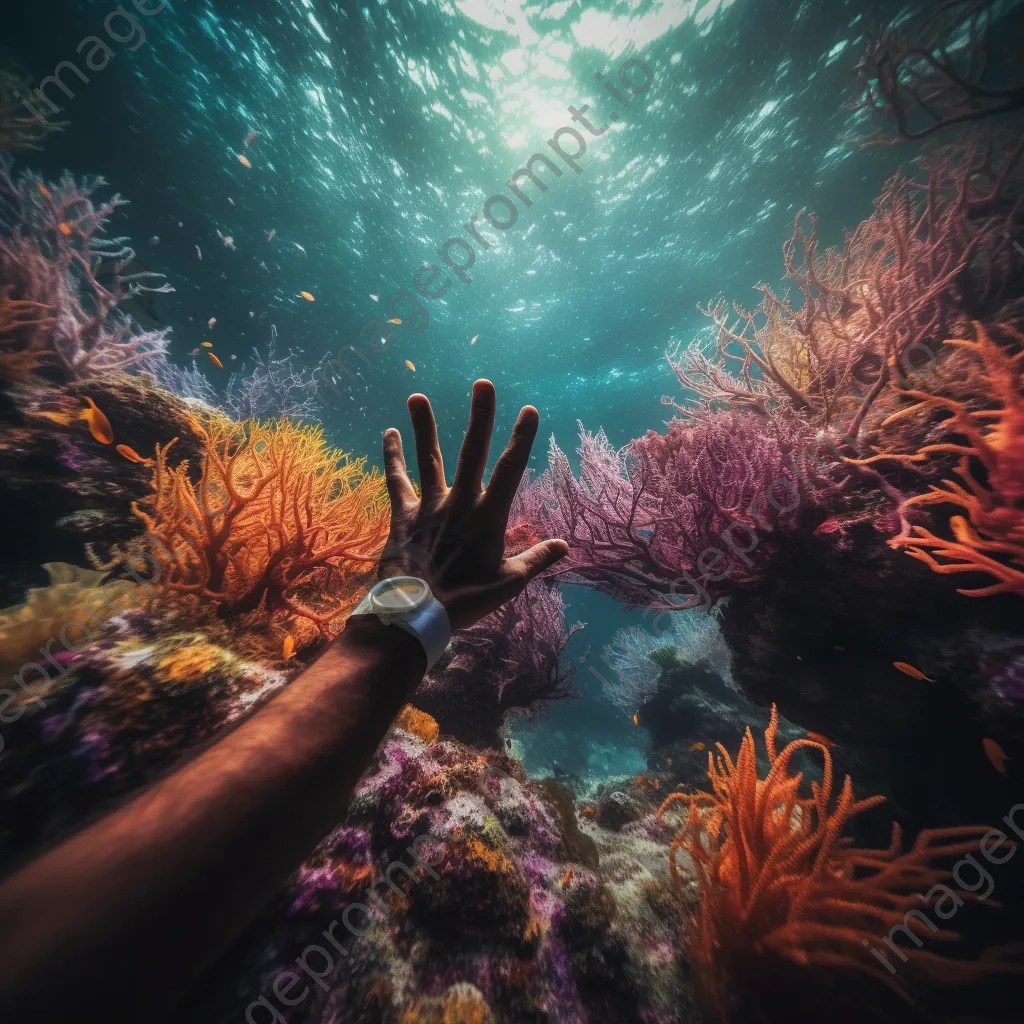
0, 380, 567, 1023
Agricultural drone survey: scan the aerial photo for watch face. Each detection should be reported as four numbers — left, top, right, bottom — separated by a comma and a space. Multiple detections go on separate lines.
370, 577, 430, 614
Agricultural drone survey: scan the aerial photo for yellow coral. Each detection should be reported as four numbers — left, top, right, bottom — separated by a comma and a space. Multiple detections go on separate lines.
156, 642, 227, 683
131, 415, 389, 635
394, 705, 440, 745
402, 983, 493, 1024
0, 563, 141, 684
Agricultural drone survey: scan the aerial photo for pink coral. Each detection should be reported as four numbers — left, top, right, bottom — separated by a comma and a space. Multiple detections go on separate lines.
0, 156, 171, 382
537, 411, 822, 610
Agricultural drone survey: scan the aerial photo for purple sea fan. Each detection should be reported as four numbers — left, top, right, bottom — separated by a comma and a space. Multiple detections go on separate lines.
0, 155, 172, 381
414, 582, 583, 748
538, 410, 824, 610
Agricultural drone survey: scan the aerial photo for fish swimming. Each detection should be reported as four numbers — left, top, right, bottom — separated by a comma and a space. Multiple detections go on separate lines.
805, 731, 834, 747
201, 341, 213, 348
387, 318, 402, 325
632, 711, 640, 726
80, 397, 113, 444
688, 741, 705, 752
237, 153, 252, 168
208, 352, 224, 369
300, 291, 315, 302
982, 737, 1009, 775
405, 360, 416, 372
116, 444, 153, 467
893, 661, 934, 682
283, 634, 296, 660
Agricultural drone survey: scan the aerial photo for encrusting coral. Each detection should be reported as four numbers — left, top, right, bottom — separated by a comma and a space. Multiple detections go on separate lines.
127, 414, 389, 636
657, 705, 1021, 1022
851, 324, 1024, 596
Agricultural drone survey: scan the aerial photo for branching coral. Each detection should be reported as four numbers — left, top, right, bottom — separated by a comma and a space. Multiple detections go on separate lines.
129, 415, 389, 634
538, 412, 821, 610
854, 0, 1024, 144
603, 609, 731, 716
852, 324, 1024, 596
666, 139, 1023, 435
153, 326, 322, 423
657, 705, 1020, 1021
0, 156, 171, 383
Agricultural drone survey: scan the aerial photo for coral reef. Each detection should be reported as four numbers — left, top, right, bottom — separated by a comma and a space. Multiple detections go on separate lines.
0, 157, 171, 383
414, 582, 583, 748
854, 325, 1024, 596
128, 414, 389, 637
0, 61, 64, 153
657, 706, 1021, 1024
666, 139, 1023, 436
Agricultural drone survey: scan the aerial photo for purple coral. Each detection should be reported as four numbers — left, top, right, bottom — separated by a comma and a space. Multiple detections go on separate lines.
537, 411, 824, 610
414, 582, 583, 747
153, 326, 322, 423
0, 155, 171, 381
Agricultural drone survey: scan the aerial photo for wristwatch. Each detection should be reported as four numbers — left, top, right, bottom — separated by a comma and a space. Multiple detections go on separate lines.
349, 577, 451, 670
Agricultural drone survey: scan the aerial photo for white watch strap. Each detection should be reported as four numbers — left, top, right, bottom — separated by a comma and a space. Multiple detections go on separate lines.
386, 597, 451, 670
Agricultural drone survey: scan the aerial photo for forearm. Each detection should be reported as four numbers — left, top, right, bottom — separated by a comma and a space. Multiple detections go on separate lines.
0, 618, 424, 1023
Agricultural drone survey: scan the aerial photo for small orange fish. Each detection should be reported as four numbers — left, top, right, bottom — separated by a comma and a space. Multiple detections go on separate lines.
36, 182, 52, 200
632, 711, 640, 726
580, 805, 596, 819
201, 341, 213, 348
300, 291, 315, 302
805, 732, 834, 748
982, 738, 1009, 775
58, 221, 73, 237
208, 352, 224, 369
116, 444, 153, 467
282, 634, 296, 660
387, 318, 402, 325
244, 130, 260, 147
79, 397, 113, 444
237, 153, 252, 168
688, 741, 705, 752
405, 360, 416, 372
893, 661, 935, 682
560, 868, 574, 889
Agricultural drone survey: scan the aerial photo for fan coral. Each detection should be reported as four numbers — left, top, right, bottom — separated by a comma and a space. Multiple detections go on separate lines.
0, 156, 172, 382
666, 139, 1023, 435
855, 325, 1024, 596
415, 582, 583, 748
657, 705, 1019, 1021
152, 326, 322, 423
539, 412, 820, 611
129, 415, 388, 634
602, 609, 731, 717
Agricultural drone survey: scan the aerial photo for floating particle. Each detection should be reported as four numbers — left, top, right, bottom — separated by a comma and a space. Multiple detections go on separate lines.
387, 318, 402, 325
208, 317, 216, 328
369, 293, 379, 302
267, 229, 276, 242
245, 130, 260, 147
195, 245, 202, 260
471, 334, 479, 345
201, 341, 213, 348
223, 236, 234, 248
230, 354, 237, 360
149, 235, 160, 245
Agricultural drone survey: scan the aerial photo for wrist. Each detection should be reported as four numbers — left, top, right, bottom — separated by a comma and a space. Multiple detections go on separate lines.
341, 614, 428, 676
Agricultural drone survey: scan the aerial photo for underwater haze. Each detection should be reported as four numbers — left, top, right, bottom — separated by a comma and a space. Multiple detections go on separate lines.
2, 0, 1024, 1021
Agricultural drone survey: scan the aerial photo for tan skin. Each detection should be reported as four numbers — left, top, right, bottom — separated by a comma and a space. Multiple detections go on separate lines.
0, 380, 567, 1023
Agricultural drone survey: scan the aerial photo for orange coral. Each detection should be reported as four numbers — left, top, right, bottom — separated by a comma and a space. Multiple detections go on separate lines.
851, 324, 1024, 596
132, 415, 389, 634
657, 705, 1018, 1021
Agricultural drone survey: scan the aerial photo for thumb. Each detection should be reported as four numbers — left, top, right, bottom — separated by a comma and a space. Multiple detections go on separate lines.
503, 538, 569, 588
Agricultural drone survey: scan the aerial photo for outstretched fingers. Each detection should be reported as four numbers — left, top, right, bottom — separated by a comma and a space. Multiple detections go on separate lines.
484, 405, 540, 518
407, 393, 446, 504
382, 428, 416, 513
451, 379, 496, 500
499, 539, 569, 599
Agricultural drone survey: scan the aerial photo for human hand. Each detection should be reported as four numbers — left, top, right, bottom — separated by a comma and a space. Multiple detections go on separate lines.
377, 379, 568, 631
